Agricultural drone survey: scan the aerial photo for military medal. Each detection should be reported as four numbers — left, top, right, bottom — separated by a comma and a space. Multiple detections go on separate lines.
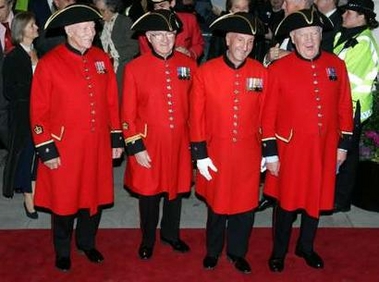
177, 66, 191, 80
246, 77, 263, 92
95, 61, 107, 74
326, 67, 337, 81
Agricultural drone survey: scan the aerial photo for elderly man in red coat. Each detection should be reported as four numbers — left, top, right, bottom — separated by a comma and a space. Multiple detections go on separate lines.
137, 0, 204, 60
122, 9, 197, 260
190, 12, 267, 274
30, 4, 124, 272
261, 8, 353, 272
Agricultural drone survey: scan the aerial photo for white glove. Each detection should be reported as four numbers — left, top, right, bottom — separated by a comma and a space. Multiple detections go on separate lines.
260, 157, 267, 173
197, 158, 218, 181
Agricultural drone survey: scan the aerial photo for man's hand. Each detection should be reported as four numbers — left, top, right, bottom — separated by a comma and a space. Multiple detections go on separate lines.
260, 158, 267, 172
267, 43, 290, 63
135, 150, 152, 168
266, 161, 280, 177
44, 157, 61, 170
197, 158, 218, 181
112, 148, 124, 159
336, 149, 347, 173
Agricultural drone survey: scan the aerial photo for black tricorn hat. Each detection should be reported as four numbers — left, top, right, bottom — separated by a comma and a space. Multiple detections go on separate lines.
275, 7, 333, 36
341, 0, 377, 21
44, 4, 102, 30
209, 12, 265, 36
131, 9, 182, 32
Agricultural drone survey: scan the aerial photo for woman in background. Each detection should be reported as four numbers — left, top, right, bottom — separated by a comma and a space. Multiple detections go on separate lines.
2, 11, 39, 219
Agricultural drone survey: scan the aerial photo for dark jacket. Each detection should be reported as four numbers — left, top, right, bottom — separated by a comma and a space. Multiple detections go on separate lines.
2, 45, 34, 197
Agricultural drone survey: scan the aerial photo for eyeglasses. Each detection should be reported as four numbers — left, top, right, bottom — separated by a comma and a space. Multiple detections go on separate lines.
149, 32, 176, 41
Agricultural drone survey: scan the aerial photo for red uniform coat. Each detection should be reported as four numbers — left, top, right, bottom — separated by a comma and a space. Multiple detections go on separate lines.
30, 44, 122, 216
190, 57, 267, 214
262, 52, 353, 218
122, 51, 197, 199
138, 12, 204, 60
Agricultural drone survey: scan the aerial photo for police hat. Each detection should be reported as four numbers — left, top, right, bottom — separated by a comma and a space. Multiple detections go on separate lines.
131, 9, 182, 32
341, 0, 377, 21
275, 7, 333, 36
44, 4, 101, 30
210, 12, 265, 36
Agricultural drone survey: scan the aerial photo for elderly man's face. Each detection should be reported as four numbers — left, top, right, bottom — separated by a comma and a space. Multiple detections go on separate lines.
146, 30, 176, 58
65, 21, 96, 53
0, 0, 13, 23
226, 32, 255, 66
290, 26, 321, 60
54, 0, 76, 10
153, 0, 174, 10
230, 0, 249, 13
282, 0, 307, 16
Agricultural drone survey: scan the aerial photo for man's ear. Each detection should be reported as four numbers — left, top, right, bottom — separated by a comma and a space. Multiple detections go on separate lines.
64, 26, 71, 37
146, 31, 152, 44
289, 30, 295, 44
170, 0, 176, 8
225, 33, 231, 47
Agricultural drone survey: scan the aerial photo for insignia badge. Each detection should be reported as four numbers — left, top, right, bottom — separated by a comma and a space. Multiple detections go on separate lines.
33, 125, 43, 135
326, 67, 337, 81
122, 122, 129, 130
95, 61, 107, 74
177, 66, 191, 80
246, 77, 263, 92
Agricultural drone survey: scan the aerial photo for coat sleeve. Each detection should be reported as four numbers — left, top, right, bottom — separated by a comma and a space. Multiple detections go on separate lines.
105, 55, 123, 148
121, 62, 146, 155
337, 61, 354, 150
186, 14, 204, 60
30, 61, 59, 162
189, 67, 208, 159
261, 64, 279, 157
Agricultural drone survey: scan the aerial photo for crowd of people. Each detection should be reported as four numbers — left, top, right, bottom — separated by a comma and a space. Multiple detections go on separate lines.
0, 0, 378, 275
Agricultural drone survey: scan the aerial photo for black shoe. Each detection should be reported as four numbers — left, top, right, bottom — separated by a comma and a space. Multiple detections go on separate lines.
55, 256, 71, 272
78, 248, 104, 263
268, 257, 284, 272
203, 256, 218, 270
295, 247, 324, 269
138, 245, 153, 260
333, 204, 351, 213
227, 254, 251, 274
161, 237, 190, 253
23, 203, 38, 219
256, 198, 275, 212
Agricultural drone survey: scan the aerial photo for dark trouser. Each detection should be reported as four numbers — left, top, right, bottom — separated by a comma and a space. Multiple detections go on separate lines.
206, 207, 254, 258
139, 194, 182, 247
272, 206, 319, 258
52, 209, 102, 258
335, 105, 362, 209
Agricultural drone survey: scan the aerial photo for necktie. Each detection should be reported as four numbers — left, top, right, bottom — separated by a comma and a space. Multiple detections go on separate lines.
2, 22, 14, 54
